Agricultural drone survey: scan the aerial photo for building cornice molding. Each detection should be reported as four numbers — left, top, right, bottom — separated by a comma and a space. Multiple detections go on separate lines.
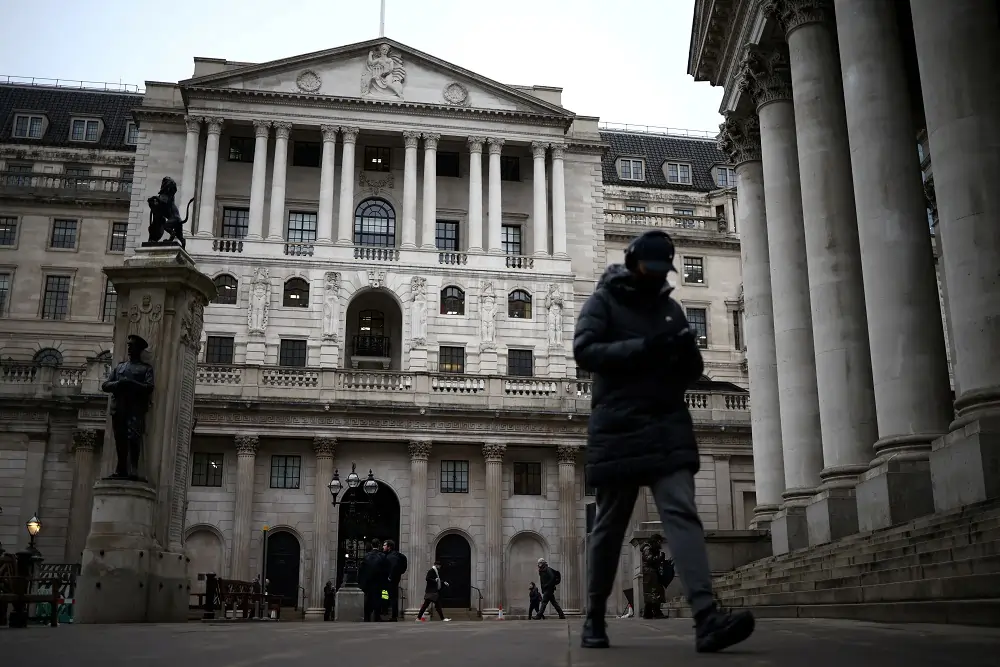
0, 146, 136, 165
605, 230, 742, 251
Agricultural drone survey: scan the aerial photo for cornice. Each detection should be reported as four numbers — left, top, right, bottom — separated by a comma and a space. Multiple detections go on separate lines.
605, 229, 742, 251
0, 145, 136, 165
0, 193, 131, 210
133, 106, 186, 124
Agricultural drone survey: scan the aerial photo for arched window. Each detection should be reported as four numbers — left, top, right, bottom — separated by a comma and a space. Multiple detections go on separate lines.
355, 309, 388, 357
282, 278, 310, 307
507, 289, 532, 319
212, 274, 238, 305
440, 286, 465, 315
353, 198, 396, 247
34, 348, 63, 366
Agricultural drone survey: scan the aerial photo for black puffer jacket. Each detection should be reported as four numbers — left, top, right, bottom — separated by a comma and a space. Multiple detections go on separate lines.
574, 264, 704, 487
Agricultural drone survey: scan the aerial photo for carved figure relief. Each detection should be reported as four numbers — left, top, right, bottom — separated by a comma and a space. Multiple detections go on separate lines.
127, 293, 163, 352
322, 272, 341, 342
368, 269, 387, 289
180, 295, 207, 353
442, 82, 469, 106
296, 70, 322, 93
410, 276, 428, 348
247, 267, 271, 335
545, 285, 565, 346
480, 281, 498, 350
361, 44, 405, 98
359, 170, 395, 196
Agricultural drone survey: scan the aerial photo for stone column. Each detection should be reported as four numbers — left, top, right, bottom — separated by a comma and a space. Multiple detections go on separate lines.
306, 435, 336, 621
266, 122, 291, 241
179, 116, 201, 235
741, 44, 823, 554
420, 133, 441, 249
718, 113, 785, 528
467, 136, 485, 253
247, 120, 271, 240
909, 0, 1000, 510
401, 131, 421, 249
316, 126, 338, 243
531, 142, 548, 256
482, 442, 506, 610
65, 429, 97, 562
556, 445, 580, 611
408, 440, 431, 612
833, 0, 954, 531
231, 433, 259, 581
487, 138, 505, 254
550, 144, 568, 257
336, 127, 360, 245
195, 117, 223, 236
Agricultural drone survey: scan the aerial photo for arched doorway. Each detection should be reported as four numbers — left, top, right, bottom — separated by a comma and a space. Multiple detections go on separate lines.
336, 481, 401, 588
264, 531, 301, 609
435, 534, 472, 608
186, 528, 224, 597
345, 291, 403, 371
506, 532, 547, 615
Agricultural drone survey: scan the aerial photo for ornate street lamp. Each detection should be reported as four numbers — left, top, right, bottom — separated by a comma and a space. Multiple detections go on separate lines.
329, 464, 379, 587
26, 514, 41, 553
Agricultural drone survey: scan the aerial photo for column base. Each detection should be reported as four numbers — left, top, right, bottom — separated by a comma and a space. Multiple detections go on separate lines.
467, 246, 483, 253
304, 607, 327, 622
266, 235, 284, 242
749, 503, 780, 531
195, 231, 213, 238
245, 233, 263, 241
400, 242, 417, 249
806, 487, 859, 546
334, 587, 365, 621
856, 458, 935, 532
769, 506, 809, 556
420, 243, 437, 250
930, 415, 1000, 512
335, 239, 353, 247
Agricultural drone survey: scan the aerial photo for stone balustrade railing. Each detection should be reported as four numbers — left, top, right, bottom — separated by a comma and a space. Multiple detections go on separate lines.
604, 210, 730, 234
0, 171, 132, 201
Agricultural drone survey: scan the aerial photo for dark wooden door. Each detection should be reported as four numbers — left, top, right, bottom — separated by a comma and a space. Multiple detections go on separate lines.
265, 531, 300, 608
435, 534, 471, 608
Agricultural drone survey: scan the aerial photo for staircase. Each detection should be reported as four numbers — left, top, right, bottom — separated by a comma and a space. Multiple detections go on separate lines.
666, 498, 1000, 626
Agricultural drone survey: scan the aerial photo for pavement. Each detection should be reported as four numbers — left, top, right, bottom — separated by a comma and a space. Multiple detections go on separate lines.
1, 617, 1000, 666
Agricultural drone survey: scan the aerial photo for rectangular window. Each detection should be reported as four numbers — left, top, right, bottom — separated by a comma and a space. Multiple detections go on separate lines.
513, 462, 543, 495
287, 211, 318, 243
364, 146, 391, 172
279, 339, 308, 367
270, 455, 302, 489
686, 307, 709, 349
102, 281, 117, 322
507, 349, 534, 377
205, 336, 235, 364
440, 460, 469, 493
500, 155, 520, 181
191, 453, 224, 487
667, 163, 693, 185
50, 219, 78, 249
733, 311, 743, 351
716, 166, 736, 188
0, 272, 10, 316
109, 221, 128, 252
221, 207, 250, 239
70, 119, 100, 142
624, 205, 646, 212
584, 468, 596, 497
292, 141, 322, 168
228, 137, 255, 162
42, 275, 71, 320
435, 220, 459, 251
683, 257, 705, 285
438, 346, 465, 373
0, 217, 17, 246
13, 115, 44, 139
437, 151, 460, 178
501, 224, 522, 256
619, 158, 644, 181
715, 204, 726, 221
125, 122, 139, 145
65, 166, 90, 177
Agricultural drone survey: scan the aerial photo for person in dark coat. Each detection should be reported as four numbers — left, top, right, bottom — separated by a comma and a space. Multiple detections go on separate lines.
640, 535, 666, 619
574, 230, 755, 653
383, 539, 408, 621
415, 559, 451, 622
535, 558, 565, 619
323, 579, 336, 621
358, 538, 389, 622
527, 582, 542, 620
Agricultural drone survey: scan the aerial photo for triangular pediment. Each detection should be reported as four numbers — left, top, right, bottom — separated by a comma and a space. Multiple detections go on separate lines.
181, 38, 572, 117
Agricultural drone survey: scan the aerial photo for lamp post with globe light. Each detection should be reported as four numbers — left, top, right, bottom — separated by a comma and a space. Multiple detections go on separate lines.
328, 463, 379, 587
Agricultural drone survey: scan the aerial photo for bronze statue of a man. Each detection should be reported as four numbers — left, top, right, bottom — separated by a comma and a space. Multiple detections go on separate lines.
102, 334, 155, 479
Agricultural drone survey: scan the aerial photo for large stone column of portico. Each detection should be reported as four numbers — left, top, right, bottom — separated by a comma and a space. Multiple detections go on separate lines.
531, 142, 549, 256
247, 120, 271, 240
909, 0, 1000, 510
195, 117, 223, 236
742, 44, 824, 554
408, 440, 431, 613
483, 442, 506, 611
833, 0, 954, 531
316, 126, 338, 243
421, 133, 441, 249
336, 127, 360, 245
266, 122, 292, 241
179, 116, 201, 235
65, 429, 98, 562
717, 114, 785, 529
556, 445, 580, 611
771, 0, 879, 545
231, 433, 259, 581
401, 131, 421, 249
550, 145, 568, 257
306, 435, 336, 621
467, 136, 485, 253
486, 138, 505, 254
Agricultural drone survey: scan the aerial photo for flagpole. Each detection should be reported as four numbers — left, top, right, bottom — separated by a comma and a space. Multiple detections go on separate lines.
379, 0, 386, 37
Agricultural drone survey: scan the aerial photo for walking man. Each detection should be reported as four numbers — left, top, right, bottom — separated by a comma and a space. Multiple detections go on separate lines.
416, 559, 451, 622
534, 558, 565, 620
384, 539, 407, 621
358, 537, 389, 622
574, 230, 755, 652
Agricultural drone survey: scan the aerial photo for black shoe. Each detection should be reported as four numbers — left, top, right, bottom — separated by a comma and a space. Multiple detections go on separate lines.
580, 616, 610, 649
695, 606, 755, 653
536, 614, 545, 620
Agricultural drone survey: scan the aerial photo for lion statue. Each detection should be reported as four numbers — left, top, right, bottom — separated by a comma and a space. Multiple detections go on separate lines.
147, 176, 194, 248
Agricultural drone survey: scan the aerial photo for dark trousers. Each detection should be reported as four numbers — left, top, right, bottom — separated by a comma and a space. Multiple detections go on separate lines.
363, 588, 382, 622
528, 599, 540, 619
388, 582, 400, 620
588, 469, 714, 617
323, 599, 334, 621
417, 597, 445, 620
538, 590, 564, 618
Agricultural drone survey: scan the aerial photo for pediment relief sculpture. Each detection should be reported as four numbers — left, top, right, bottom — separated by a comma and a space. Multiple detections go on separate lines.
443, 82, 469, 106
296, 69, 322, 93
362, 44, 406, 98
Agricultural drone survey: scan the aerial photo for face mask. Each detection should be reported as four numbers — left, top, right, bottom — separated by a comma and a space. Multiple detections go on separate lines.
635, 272, 667, 293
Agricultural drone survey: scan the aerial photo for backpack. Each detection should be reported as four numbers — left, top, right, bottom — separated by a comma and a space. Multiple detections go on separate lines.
551, 568, 562, 587
394, 551, 408, 579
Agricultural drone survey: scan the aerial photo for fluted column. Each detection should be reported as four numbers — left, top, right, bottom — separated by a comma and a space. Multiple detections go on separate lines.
467, 136, 485, 253
718, 114, 785, 527
531, 142, 548, 256
195, 117, 223, 236
408, 440, 432, 612
401, 131, 421, 248
316, 126, 338, 243
420, 133, 440, 249
550, 144, 568, 257
247, 120, 271, 240
486, 138, 505, 253
65, 429, 97, 562
266, 122, 291, 240
336, 127, 360, 245
306, 436, 336, 620
231, 434, 259, 580
556, 445, 580, 611
179, 116, 201, 235
482, 442, 506, 610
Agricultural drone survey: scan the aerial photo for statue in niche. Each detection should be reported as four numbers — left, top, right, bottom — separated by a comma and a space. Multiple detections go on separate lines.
145, 176, 194, 249
545, 285, 564, 346
248, 267, 270, 335
480, 282, 498, 350
322, 272, 341, 342
361, 44, 405, 98
102, 334, 155, 480
410, 276, 428, 347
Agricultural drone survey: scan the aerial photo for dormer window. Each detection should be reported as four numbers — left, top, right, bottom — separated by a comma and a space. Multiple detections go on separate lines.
12, 114, 45, 139
666, 162, 692, 185
70, 118, 102, 142
618, 158, 644, 181
125, 122, 138, 145
715, 166, 737, 188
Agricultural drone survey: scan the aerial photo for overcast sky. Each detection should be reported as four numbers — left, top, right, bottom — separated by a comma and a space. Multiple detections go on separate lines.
0, 0, 724, 132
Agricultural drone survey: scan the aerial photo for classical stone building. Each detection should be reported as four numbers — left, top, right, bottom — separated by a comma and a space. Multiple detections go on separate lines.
0, 38, 752, 619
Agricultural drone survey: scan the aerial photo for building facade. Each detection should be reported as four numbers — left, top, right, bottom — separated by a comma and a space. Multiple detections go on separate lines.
0, 38, 750, 618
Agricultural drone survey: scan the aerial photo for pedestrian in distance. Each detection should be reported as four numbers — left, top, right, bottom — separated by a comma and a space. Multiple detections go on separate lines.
527, 582, 542, 620
383, 539, 408, 621
416, 558, 451, 622
358, 537, 389, 622
534, 558, 565, 619
323, 578, 336, 621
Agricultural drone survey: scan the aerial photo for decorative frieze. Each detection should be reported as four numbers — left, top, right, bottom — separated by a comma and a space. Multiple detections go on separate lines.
739, 43, 793, 109
313, 435, 337, 459
408, 440, 432, 461
717, 112, 762, 166
235, 433, 259, 455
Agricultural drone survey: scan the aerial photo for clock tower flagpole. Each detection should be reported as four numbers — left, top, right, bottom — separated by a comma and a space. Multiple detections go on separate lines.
379, 0, 386, 37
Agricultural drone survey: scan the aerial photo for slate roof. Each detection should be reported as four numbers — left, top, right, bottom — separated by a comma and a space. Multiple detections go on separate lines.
0, 84, 144, 151
600, 130, 728, 192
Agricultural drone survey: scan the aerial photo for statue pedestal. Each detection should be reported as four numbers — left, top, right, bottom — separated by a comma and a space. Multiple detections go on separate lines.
480, 348, 498, 375
548, 347, 567, 377
409, 346, 428, 371
246, 336, 266, 365
334, 587, 365, 621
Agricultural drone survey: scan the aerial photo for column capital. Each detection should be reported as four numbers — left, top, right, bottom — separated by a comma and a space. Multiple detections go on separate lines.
717, 112, 762, 166
555, 444, 580, 465
184, 115, 202, 133
467, 136, 485, 153
235, 433, 259, 455
72, 429, 97, 453
739, 43, 793, 109
272, 121, 292, 140
253, 120, 272, 138
340, 126, 360, 144
531, 141, 548, 159
320, 125, 339, 142
408, 440, 432, 461
313, 435, 337, 459
422, 132, 441, 150
550, 144, 565, 160
204, 117, 224, 135
487, 137, 505, 155
482, 442, 507, 462
403, 130, 421, 149
765, 0, 831, 35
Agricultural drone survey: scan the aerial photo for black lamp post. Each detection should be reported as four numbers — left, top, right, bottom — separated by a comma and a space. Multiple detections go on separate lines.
9, 513, 43, 628
328, 463, 379, 588
26, 514, 41, 554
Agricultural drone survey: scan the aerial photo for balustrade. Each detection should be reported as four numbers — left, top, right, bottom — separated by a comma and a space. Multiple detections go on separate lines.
604, 210, 729, 233
0, 171, 132, 201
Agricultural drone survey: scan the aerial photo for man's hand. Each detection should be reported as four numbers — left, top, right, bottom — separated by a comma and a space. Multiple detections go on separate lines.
644, 330, 678, 359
